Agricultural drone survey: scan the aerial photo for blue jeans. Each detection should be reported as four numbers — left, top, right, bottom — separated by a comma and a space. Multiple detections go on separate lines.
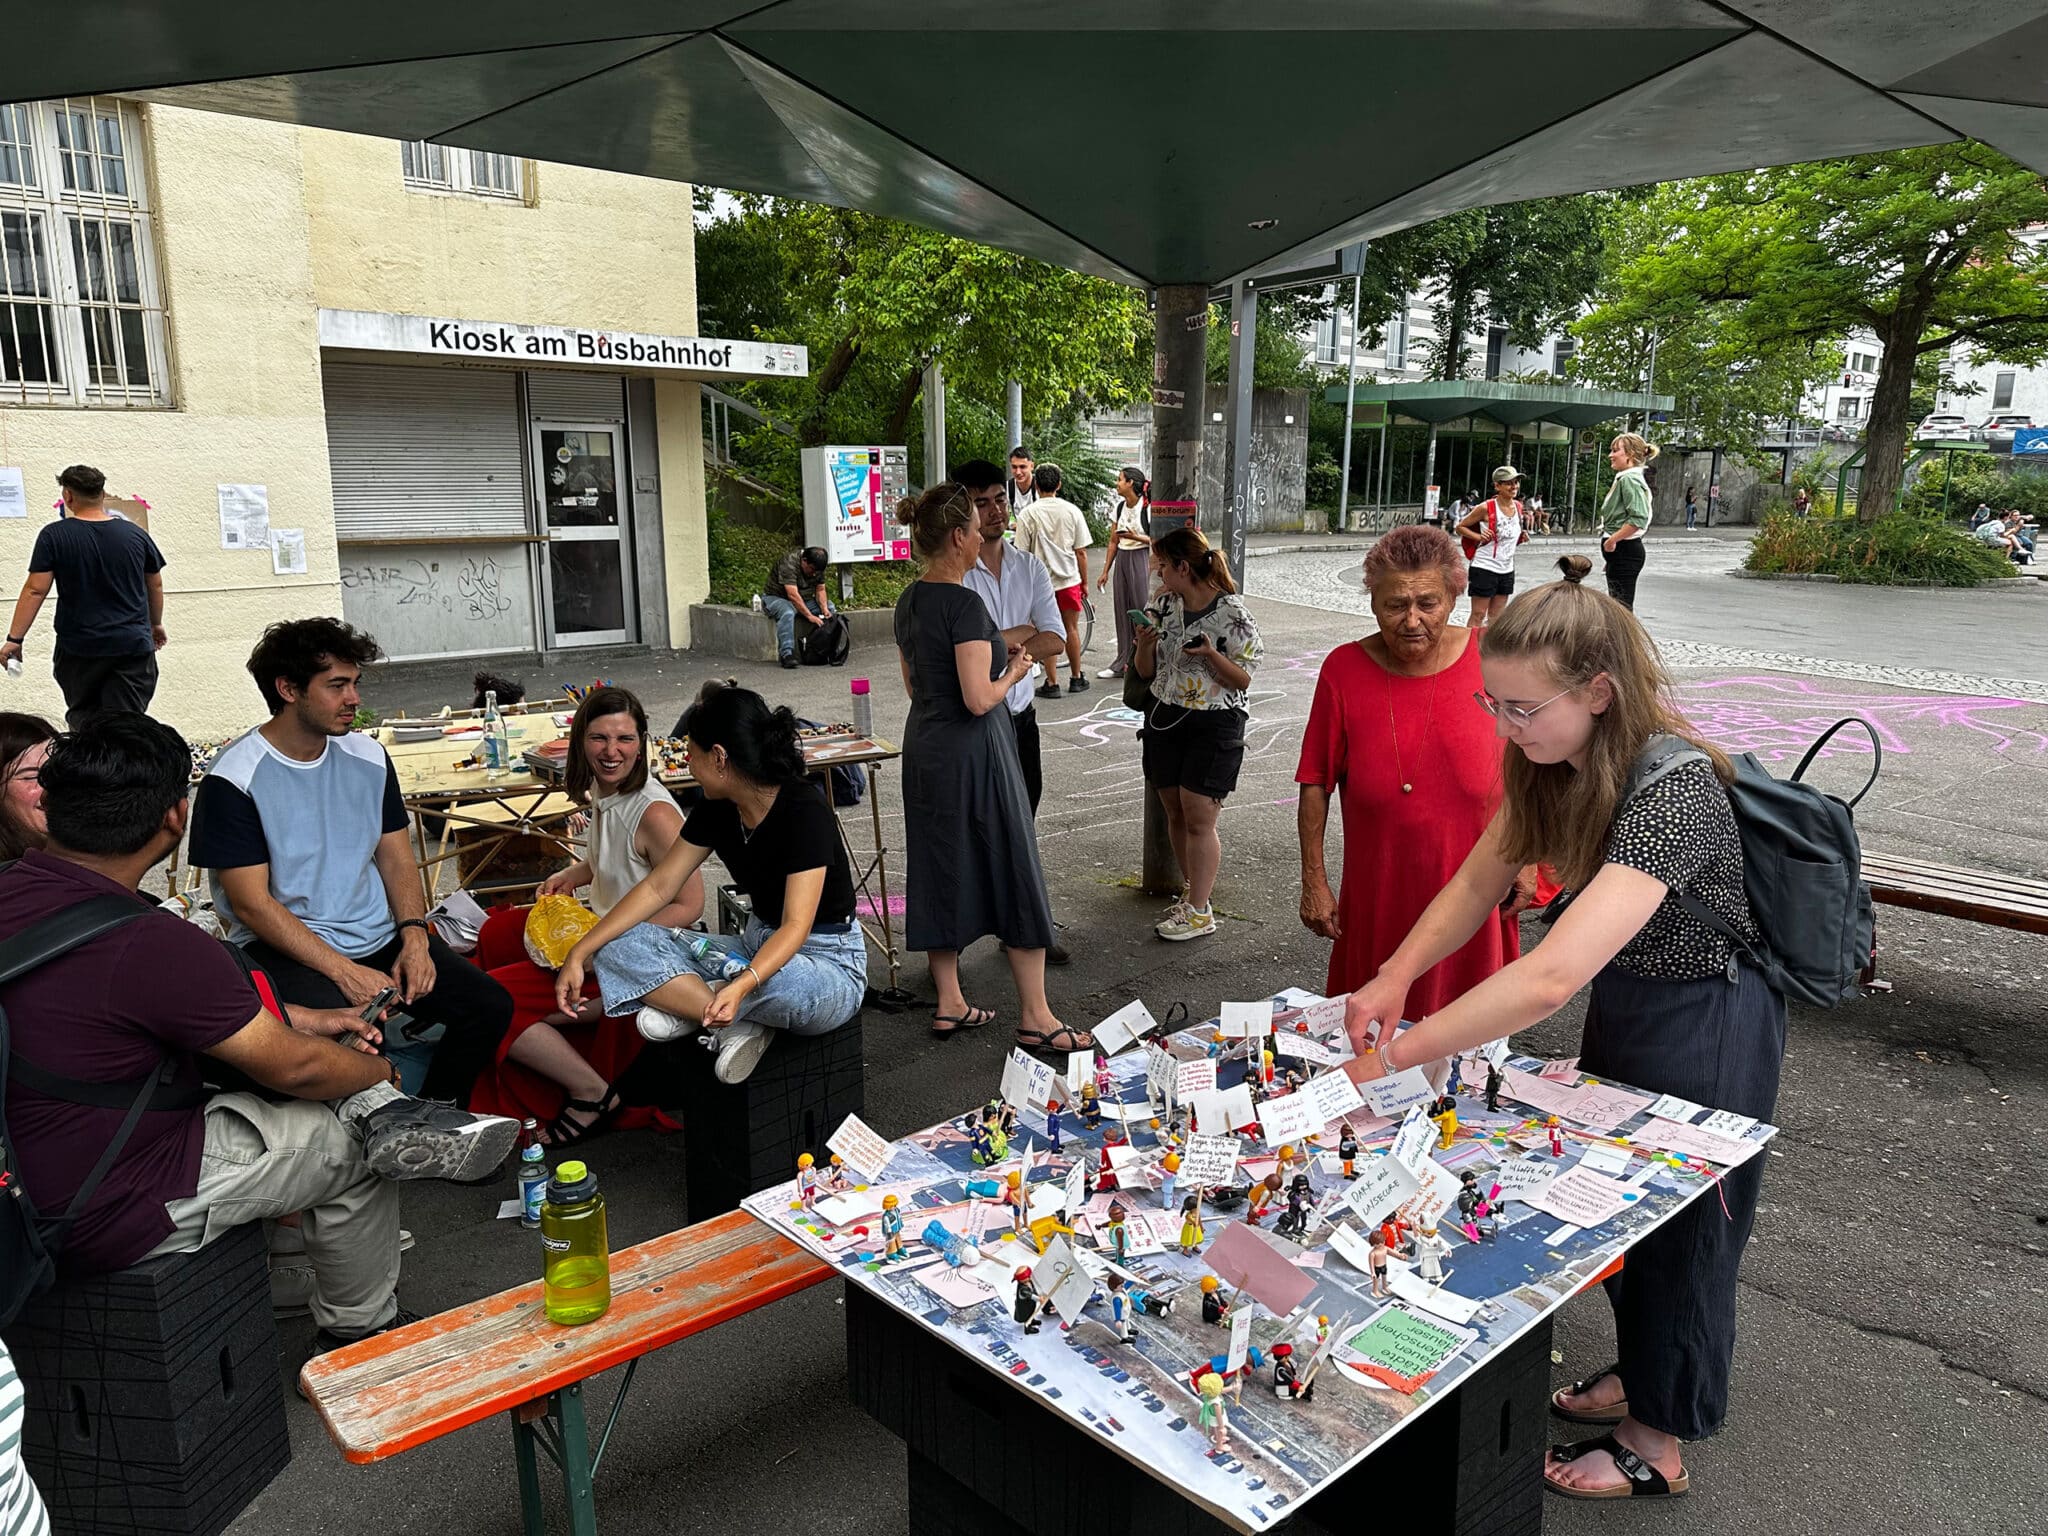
761, 593, 825, 659
592, 916, 865, 1034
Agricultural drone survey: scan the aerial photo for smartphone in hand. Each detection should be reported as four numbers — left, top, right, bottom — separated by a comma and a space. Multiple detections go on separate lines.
1128, 608, 1156, 630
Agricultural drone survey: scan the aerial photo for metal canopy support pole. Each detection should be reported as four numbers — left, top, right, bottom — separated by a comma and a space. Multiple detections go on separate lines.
1376, 411, 1389, 521
922, 361, 947, 489
1422, 423, 1440, 519
1335, 274, 1362, 531
1142, 284, 1209, 896
1005, 379, 1023, 457
1564, 429, 1581, 536
1221, 276, 1258, 578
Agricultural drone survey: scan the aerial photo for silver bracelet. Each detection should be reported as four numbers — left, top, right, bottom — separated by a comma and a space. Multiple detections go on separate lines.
742, 963, 764, 989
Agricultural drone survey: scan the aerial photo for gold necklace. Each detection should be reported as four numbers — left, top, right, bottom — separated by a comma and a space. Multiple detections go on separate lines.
1385, 645, 1442, 795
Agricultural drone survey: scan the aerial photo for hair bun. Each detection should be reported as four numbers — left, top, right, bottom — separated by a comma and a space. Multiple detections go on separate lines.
1556, 554, 1592, 584
895, 496, 919, 528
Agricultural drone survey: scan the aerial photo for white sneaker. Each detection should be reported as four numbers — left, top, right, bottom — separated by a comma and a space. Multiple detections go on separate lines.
1097, 665, 1123, 680
712, 1021, 773, 1084
637, 1003, 692, 1042
1157, 905, 1218, 942
1154, 896, 1191, 937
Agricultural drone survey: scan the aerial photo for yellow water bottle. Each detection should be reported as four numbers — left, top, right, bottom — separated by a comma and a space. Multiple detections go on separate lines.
540, 1159, 611, 1326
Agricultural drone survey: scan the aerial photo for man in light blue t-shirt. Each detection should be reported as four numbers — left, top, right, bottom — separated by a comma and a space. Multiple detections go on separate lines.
191, 618, 511, 1105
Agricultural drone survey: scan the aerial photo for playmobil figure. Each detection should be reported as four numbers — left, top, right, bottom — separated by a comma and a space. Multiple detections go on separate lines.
1456, 1170, 1498, 1242
793, 1152, 818, 1210
924, 1219, 979, 1268
1261, 1047, 1275, 1086
1280, 1067, 1304, 1095
1079, 1081, 1102, 1129
1006, 1169, 1030, 1236
1368, 1227, 1392, 1297
1338, 1123, 1360, 1178
1205, 1029, 1228, 1061
1095, 1052, 1115, 1098
1105, 1272, 1175, 1340
984, 1109, 1011, 1163
1271, 1342, 1315, 1402
1197, 1372, 1231, 1454
1045, 1098, 1064, 1153
1485, 1061, 1504, 1114
1245, 1170, 1285, 1225
824, 1153, 853, 1193
1273, 1142, 1301, 1177
1431, 1095, 1459, 1150
1099, 1125, 1128, 1174
1103, 1199, 1131, 1265
1274, 1173, 1314, 1241
968, 1118, 994, 1165
1414, 1224, 1452, 1283
880, 1194, 904, 1260
1379, 1213, 1414, 1260
1167, 1105, 1189, 1145
1199, 1275, 1230, 1326
1013, 1266, 1045, 1333
1546, 1116, 1564, 1157
1159, 1151, 1181, 1211
1179, 1194, 1206, 1254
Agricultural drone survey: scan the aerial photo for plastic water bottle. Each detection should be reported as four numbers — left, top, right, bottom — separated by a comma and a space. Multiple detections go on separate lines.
518, 1126, 547, 1230
1, 658, 19, 678
541, 1159, 611, 1326
850, 677, 873, 738
684, 931, 748, 981
482, 689, 509, 779
750, 593, 764, 614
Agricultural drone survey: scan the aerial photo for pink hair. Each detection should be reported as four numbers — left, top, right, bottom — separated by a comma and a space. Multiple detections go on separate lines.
1364, 524, 1467, 599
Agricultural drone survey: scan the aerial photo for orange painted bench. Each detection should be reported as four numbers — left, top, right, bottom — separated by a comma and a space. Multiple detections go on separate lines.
297, 1209, 833, 1536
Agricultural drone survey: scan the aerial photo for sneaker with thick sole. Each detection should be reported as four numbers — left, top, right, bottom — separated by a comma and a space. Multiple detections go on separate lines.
1157, 906, 1218, 942
358, 1100, 518, 1183
1096, 665, 1124, 680
1045, 939, 1072, 966
712, 1020, 773, 1084
1066, 675, 1090, 693
638, 1003, 692, 1042
1036, 680, 1062, 699
1153, 898, 1191, 937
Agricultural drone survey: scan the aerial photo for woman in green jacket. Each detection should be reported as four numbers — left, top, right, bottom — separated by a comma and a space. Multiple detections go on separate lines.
1598, 433, 1656, 610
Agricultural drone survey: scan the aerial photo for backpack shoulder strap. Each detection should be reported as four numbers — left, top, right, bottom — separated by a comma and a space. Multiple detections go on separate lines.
1625, 733, 1709, 804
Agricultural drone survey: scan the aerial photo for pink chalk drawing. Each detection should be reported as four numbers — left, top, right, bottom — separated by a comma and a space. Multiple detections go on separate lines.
1674, 677, 2048, 760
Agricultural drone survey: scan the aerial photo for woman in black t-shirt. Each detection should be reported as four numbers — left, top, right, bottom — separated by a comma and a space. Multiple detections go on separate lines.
558, 686, 863, 1087
1345, 561, 1786, 1503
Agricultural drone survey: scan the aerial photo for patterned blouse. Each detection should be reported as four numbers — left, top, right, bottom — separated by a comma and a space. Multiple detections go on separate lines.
1599, 759, 1759, 980
1148, 591, 1263, 712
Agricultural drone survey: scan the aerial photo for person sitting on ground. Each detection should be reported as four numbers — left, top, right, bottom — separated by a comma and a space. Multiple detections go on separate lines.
0, 711, 56, 861
191, 619, 513, 1106
468, 687, 703, 1142
2000, 509, 2035, 562
2, 714, 515, 1355
556, 685, 867, 1087
1012, 465, 1093, 698
762, 545, 835, 669
1975, 516, 2021, 559
1969, 501, 1994, 529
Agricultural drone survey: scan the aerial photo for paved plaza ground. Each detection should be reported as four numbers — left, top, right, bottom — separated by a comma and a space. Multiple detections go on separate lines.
238, 529, 2048, 1536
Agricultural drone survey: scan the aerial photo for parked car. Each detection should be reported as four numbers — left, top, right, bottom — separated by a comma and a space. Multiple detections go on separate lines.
1915, 412, 1977, 441
1979, 411, 2036, 433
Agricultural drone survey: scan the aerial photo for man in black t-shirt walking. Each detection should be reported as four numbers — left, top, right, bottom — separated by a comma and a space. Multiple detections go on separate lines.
0, 464, 167, 727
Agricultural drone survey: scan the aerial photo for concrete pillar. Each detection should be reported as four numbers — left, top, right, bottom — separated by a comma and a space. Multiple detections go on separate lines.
922, 360, 947, 488
1006, 379, 1023, 457
1220, 278, 1257, 577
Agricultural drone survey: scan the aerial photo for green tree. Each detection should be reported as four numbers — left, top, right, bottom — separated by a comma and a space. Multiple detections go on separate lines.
1366, 195, 1610, 379
1583, 145, 2048, 521
696, 197, 1150, 482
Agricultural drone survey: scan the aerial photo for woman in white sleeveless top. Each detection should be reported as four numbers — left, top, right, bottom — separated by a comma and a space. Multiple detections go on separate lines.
468, 687, 702, 1144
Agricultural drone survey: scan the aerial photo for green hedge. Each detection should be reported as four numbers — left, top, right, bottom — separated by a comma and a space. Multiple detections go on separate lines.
1744, 512, 2016, 585
706, 505, 918, 609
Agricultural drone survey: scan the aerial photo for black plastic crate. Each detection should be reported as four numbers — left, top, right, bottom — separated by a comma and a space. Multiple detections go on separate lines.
4, 1221, 290, 1536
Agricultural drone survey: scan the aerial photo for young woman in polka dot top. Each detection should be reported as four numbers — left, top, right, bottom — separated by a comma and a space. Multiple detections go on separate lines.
1343, 555, 1786, 1504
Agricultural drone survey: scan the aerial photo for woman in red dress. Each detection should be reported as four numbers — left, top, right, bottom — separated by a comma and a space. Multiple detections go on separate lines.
1296, 526, 1534, 1014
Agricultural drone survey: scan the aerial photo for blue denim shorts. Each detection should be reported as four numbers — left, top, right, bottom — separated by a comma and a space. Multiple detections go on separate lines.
592, 917, 866, 1035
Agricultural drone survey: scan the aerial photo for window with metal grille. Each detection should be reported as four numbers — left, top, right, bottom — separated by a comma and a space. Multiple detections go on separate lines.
0, 97, 170, 407
400, 140, 526, 201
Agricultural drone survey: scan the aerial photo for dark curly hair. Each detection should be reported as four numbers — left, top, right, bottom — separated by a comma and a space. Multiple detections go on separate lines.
246, 618, 384, 715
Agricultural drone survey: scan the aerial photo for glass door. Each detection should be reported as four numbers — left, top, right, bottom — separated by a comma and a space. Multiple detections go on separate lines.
535, 422, 634, 646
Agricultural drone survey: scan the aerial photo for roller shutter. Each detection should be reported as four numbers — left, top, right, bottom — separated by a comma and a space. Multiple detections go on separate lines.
526, 369, 625, 422
324, 362, 528, 539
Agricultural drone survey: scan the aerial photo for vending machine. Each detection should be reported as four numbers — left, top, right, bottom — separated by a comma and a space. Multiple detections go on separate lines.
801, 446, 913, 565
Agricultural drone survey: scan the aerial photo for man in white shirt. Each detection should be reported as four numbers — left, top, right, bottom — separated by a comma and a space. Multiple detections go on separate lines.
957, 459, 1071, 966
1006, 447, 1039, 514
1013, 465, 1094, 699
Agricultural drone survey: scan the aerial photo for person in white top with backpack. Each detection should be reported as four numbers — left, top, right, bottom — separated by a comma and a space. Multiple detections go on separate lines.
1454, 464, 1528, 632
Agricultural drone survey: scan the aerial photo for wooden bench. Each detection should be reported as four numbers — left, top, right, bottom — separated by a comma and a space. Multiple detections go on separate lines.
1863, 851, 2048, 935
298, 1210, 833, 1536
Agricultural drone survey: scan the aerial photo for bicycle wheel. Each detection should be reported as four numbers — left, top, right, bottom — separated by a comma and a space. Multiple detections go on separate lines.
1081, 594, 1096, 654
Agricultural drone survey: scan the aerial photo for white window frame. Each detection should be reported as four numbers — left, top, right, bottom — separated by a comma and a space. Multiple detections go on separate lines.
1551, 337, 1577, 376
400, 140, 527, 202
1312, 312, 1340, 366
1993, 371, 2016, 411
1836, 394, 1861, 421
0, 97, 172, 408
1384, 297, 1410, 369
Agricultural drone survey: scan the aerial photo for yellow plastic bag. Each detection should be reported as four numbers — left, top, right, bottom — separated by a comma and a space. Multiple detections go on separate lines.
523, 894, 597, 970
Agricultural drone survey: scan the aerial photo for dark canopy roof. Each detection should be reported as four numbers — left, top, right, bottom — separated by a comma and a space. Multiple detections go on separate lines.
10, 2, 2048, 286
1324, 380, 1675, 429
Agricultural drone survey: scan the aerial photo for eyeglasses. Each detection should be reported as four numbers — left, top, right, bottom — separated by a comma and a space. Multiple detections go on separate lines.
1473, 687, 1573, 726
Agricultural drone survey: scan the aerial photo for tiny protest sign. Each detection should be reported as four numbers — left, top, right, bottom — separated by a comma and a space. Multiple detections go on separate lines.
1066, 1050, 1094, 1095
1538, 1056, 1581, 1082
826, 1113, 895, 1182
1327, 1222, 1378, 1276
1032, 1236, 1095, 1320
1212, 1082, 1257, 1133
1000, 1047, 1055, 1110
1481, 1036, 1512, 1067
1645, 1093, 1705, 1123
1258, 1091, 1322, 1150
1303, 1068, 1366, 1125
1699, 1109, 1759, 1139
1389, 1106, 1437, 1176
1063, 1160, 1088, 1216
1337, 1305, 1476, 1394
1489, 1157, 1557, 1202
1219, 1000, 1273, 1039
1394, 1156, 1461, 1232
1092, 999, 1160, 1057
1225, 1303, 1255, 1375
1175, 1057, 1218, 1099
1299, 995, 1348, 1037
1523, 1166, 1638, 1229
1340, 1154, 1419, 1227
1178, 1134, 1239, 1187
1275, 1031, 1342, 1068
1575, 1140, 1634, 1178
1359, 1065, 1435, 1118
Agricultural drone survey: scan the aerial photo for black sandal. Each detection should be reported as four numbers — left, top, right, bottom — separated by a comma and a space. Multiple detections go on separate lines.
931, 1006, 996, 1037
543, 1084, 624, 1147
1544, 1432, 1689, 1500
1012, 1024, 1096, 1054
1551, 1362, 1628, 1424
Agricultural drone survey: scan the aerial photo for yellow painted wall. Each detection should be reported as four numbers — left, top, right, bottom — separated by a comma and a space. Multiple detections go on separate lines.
655, 380, 708, 646
0, 103, 336, 743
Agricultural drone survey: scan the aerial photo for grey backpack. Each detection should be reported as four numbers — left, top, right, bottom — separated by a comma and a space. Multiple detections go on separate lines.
1629, 720, 1878, 1008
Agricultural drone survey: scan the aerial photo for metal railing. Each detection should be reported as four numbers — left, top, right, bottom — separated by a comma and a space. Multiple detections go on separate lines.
702, 384, 795, 467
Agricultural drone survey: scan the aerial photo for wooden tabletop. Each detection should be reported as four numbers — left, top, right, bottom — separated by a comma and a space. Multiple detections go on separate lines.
298, 1210, 833, 1464
380, 714, 567, 800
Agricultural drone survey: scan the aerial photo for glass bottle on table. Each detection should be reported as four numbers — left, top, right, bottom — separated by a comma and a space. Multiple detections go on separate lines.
481, 688, 509, 780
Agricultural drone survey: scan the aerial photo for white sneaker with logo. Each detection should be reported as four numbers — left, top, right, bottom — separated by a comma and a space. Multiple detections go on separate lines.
637, 1003, 692, 1042
1157, 905, 1217, 942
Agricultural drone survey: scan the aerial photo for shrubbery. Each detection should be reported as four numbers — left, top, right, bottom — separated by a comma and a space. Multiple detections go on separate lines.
1744, 512, 2016, 585
706, 504, 917, 609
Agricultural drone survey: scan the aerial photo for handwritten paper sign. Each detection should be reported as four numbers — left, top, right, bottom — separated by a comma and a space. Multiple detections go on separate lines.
1066, 1050, 1094, 1095
1576, 1141, 1634, 1178
1490, 1157, 1558, 1202
1630, 1117, 1762, 1168
1275, 1031, 1343, 1068
1032, 1236, 1095, 1320
1645, 1093, 1705, 1123
1481, 1036, 1512, 1067
1395, 1156, 1462, 1232
1303, 1069, 1366, 1125
1497, 1068, 1592, 1120
1385, 1266, 1484, 1325
1327, 1222, 1378, 1277
1299, 995, 1348, 1036
1538, 1056, 1581, 1081
1000, 1047, 1056, 1111
1568, 1083, 1657, 1134
1225, 1302, 1255, 1374
1063, 1160, 1088, 1215
1389, 1106, 1437, 1175
1340, 1155, 1420, 1227
1699, 1109, 1759, 1139
1338, 1305, 1475, 1393
1092, 999, 1160, 1057
826, 1113, 895, 1182
1360, 1065, 1436, 1118
1258, 1092, 1324, 1149
1178, 1134, 1240, 1186
1175, 1058, 1218, 1099
1219, 1000, 1273, 1039
1523, 1165, 1638, 1229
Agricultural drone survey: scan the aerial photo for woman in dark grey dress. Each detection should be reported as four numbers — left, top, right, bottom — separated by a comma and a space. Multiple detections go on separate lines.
893, 484, 1094, 1054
